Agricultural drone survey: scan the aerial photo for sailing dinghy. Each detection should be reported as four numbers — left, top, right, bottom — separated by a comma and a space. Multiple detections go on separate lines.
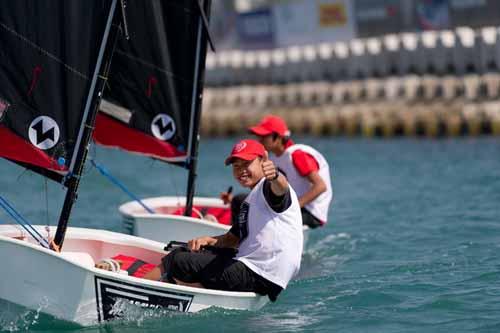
92, 0, 309, 244
118, 196, 310, 246
0, 225, 268, 325
92, 0, 235, 240
0, 0, 267, 325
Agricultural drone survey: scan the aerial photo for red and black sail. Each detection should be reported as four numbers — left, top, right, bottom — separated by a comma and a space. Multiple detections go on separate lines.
0, 0, 114, 183
94, 0, 208, 167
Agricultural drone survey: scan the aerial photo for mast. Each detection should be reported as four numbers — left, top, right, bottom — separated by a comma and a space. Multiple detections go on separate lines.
185, 0, 212, 217
53, 0, 120, 249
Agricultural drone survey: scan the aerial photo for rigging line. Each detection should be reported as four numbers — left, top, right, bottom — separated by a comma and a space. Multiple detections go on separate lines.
0, 196, 49, 248
16, 168, 30, 182
0, 21, 89, 81
166, 161, 181, 202
89, 159, 155, 214
0, 215, 24, 235
88, 139, 98, 175
0, 196, 48, 244
0, 217, 21, 233
67, 0, 117, 175
80, 147, 93, 177
196, 0, 216, 52
114, 50, 192, 84
86, 137, 99, 170
186, 10, 203, 166
0, 196, 46, 240
119, 0, 130, 40
44, 178, 49, 227
43, 178, 52, 246
0, 217, 25, 239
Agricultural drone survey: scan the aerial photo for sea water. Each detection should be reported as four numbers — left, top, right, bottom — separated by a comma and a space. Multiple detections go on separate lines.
0, 137, 499, 332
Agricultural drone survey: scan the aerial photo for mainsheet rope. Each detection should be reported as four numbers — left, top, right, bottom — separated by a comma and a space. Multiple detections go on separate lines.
0, 20, 89, 80
0, 195, 50, 248
89, 159, 155, 214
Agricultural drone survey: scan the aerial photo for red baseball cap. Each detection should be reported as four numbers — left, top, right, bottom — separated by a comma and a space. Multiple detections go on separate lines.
249, 115, 291, 137
225, 139, 265, 165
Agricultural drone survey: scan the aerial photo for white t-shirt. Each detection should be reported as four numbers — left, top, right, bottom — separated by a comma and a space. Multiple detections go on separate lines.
233, 178, 303, 289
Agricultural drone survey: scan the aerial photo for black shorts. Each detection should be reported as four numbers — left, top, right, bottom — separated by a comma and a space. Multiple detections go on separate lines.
301, 208, 323, 229
161, 248, 282, 301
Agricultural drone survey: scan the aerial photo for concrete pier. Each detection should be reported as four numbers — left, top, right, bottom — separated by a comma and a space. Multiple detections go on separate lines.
200, 75, 500, 137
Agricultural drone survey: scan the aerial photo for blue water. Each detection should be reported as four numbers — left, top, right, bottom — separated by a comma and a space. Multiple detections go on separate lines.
1, 138, 499, 332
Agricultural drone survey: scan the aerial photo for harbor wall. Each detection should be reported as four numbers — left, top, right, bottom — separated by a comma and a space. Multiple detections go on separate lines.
200, 26, 500, 137
200, 75, 500, 137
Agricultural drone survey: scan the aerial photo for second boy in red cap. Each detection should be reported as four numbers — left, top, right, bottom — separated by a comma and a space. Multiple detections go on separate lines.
248, 115, 333, 228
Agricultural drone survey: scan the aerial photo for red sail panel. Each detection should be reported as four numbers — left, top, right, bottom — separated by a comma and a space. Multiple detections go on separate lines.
93, 113, 186, 162
0, 126, 66, 173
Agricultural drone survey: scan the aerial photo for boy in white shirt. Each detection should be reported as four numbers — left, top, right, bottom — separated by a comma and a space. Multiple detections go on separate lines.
144, 139, 303, 302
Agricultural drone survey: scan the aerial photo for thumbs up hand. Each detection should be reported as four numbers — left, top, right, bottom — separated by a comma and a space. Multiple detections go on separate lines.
262, 151, 278, 181
220, 191, 233, 205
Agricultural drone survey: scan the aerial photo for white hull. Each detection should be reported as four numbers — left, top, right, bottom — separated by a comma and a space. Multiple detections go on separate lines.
0, 225, 267, 326
119, 196, 310, 246
120, 196, 232, 241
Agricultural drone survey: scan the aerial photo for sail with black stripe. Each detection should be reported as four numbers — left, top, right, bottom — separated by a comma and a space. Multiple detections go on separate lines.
0, 0, 116, 183
94, 0, 211, 168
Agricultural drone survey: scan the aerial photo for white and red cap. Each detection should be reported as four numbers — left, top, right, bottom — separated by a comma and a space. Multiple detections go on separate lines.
225, 139, 266, 165
249, 115, 291, 137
